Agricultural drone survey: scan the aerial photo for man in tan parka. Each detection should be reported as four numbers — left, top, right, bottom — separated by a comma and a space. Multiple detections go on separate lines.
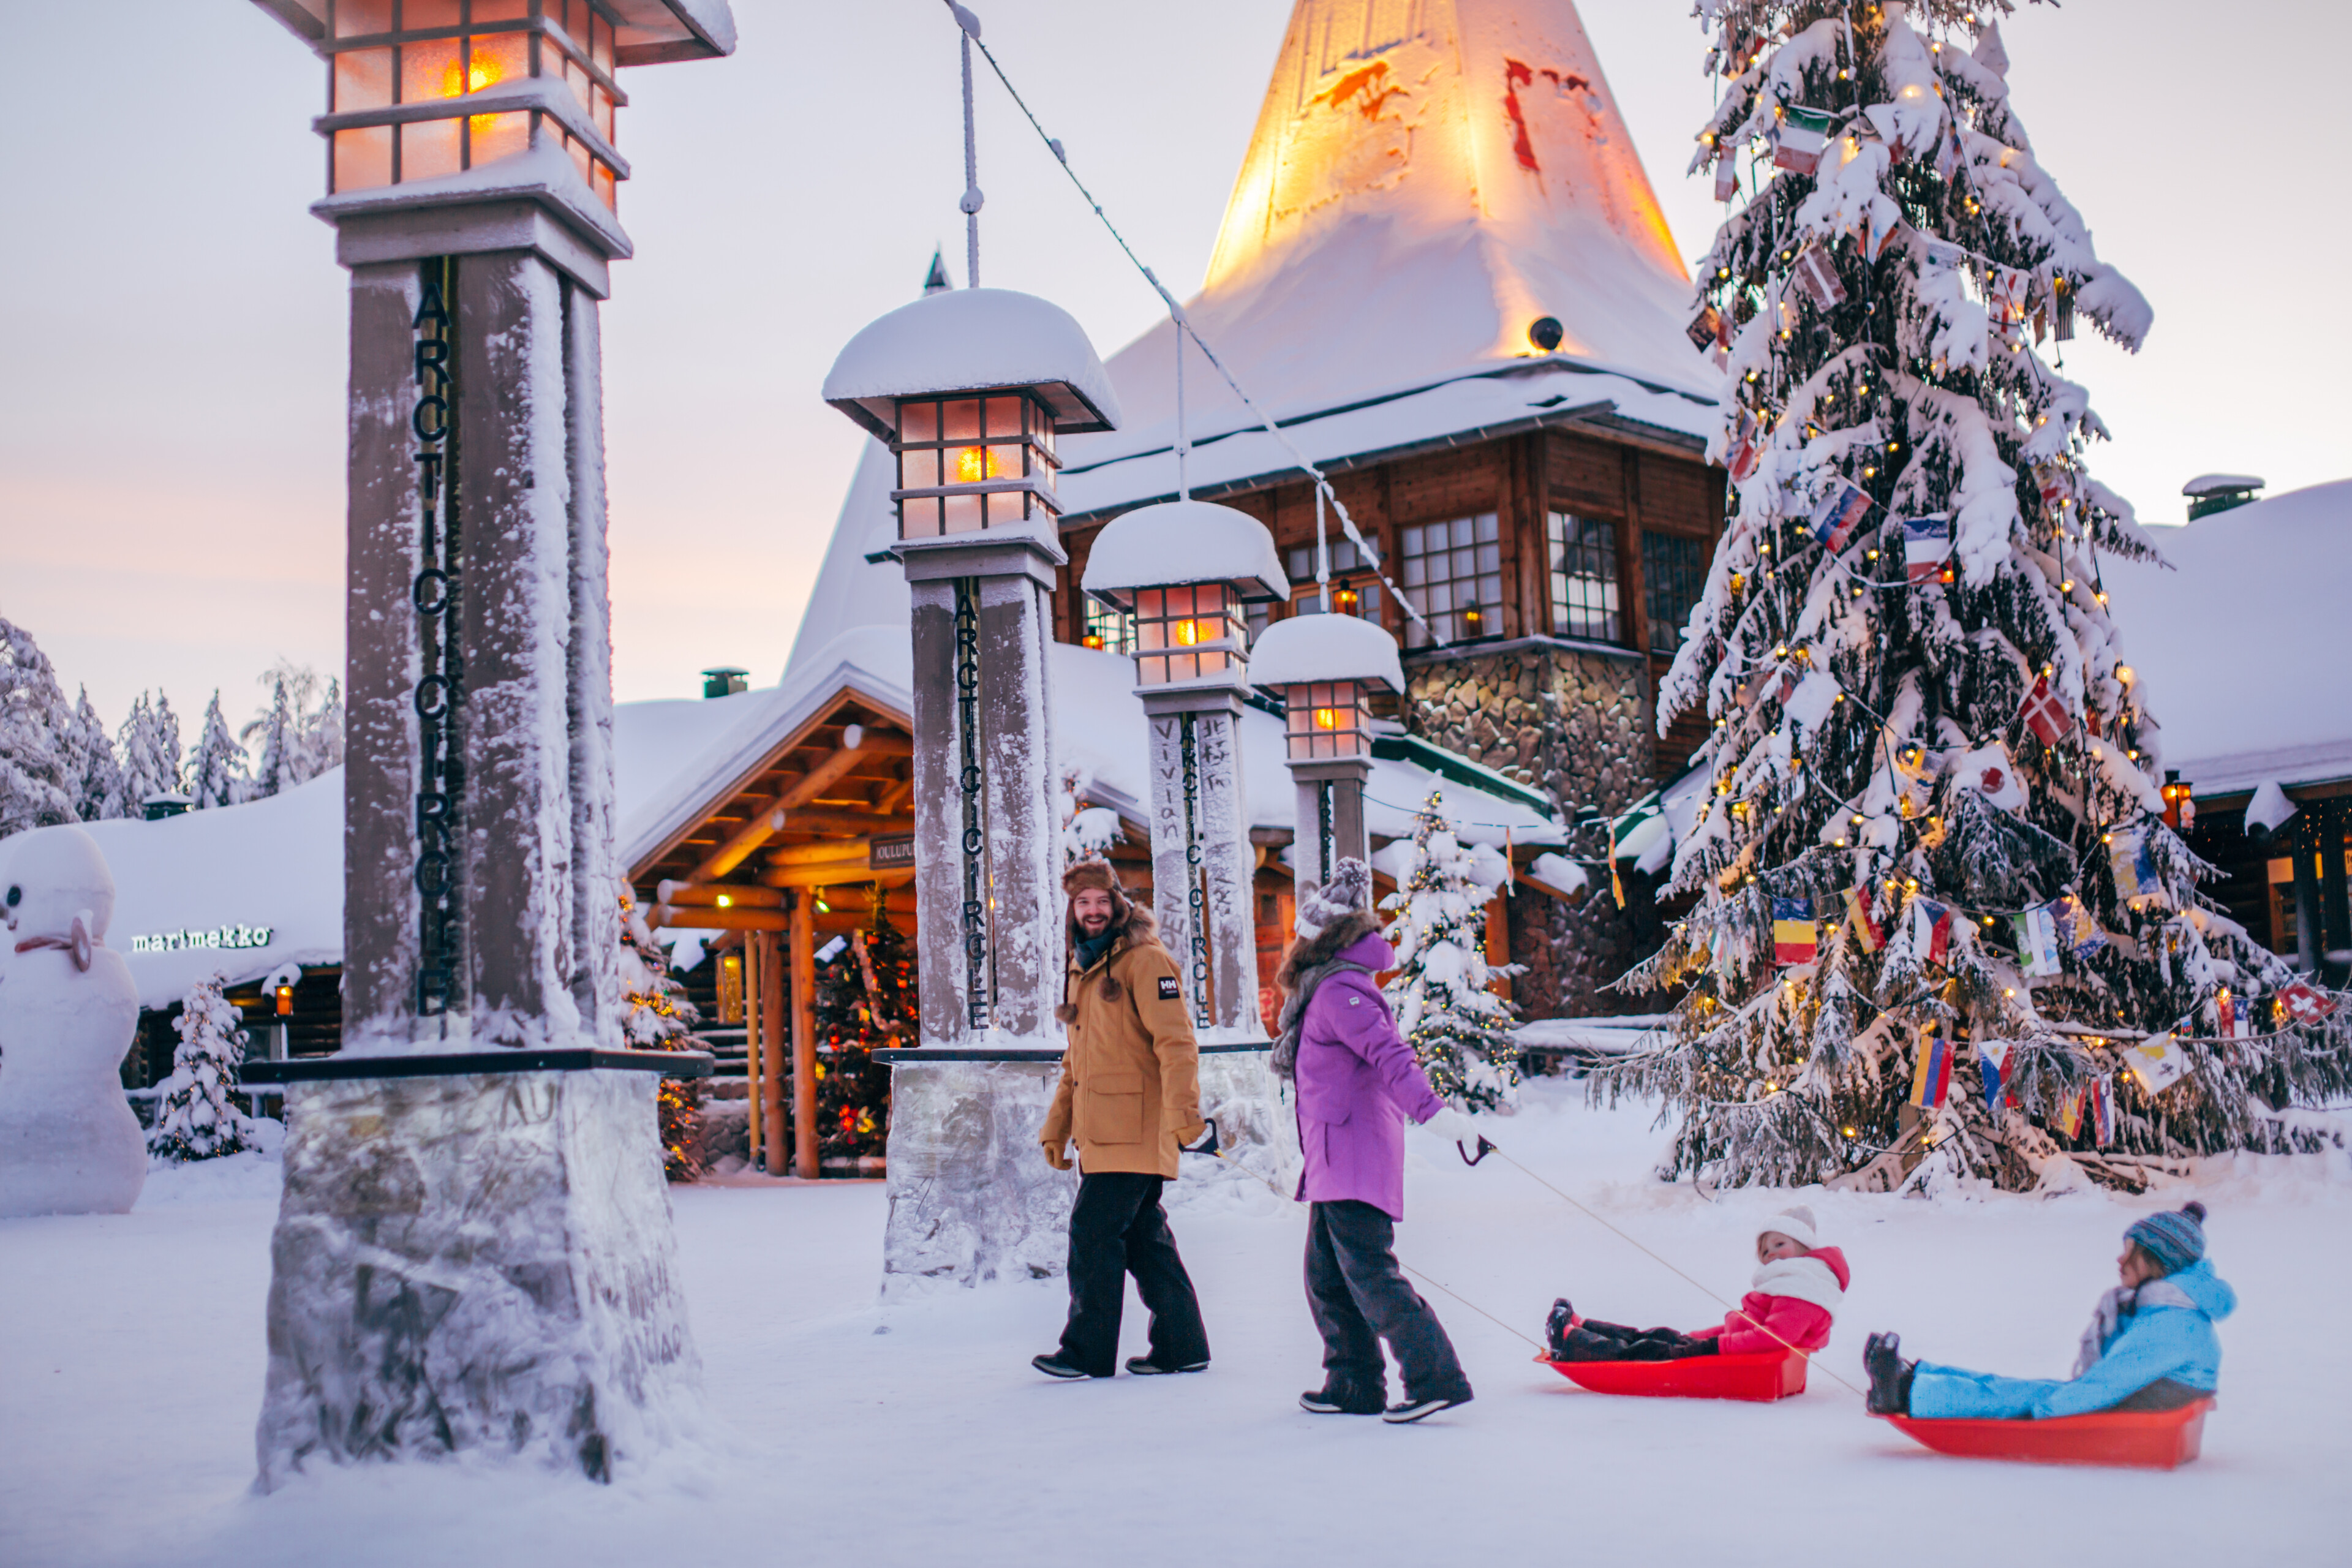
1032, 859, 1212, 1379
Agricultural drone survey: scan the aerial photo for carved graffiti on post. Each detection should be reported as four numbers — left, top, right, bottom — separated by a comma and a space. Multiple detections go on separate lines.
411, 259, 465, 1019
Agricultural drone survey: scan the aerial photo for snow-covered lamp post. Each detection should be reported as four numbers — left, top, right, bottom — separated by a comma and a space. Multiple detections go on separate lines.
822, 286, 1121, 1290
1082, 501, 1287, 1034
241, 0, 734, 1488
1248, 614, 1406, 907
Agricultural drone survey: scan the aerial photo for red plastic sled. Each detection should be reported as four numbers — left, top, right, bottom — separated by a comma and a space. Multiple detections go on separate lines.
1547, 1347, 1809, 1401
1880, 1399, 2214, 1469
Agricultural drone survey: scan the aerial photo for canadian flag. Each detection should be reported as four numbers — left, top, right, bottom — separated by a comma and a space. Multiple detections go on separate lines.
2019, 673, 2070, 745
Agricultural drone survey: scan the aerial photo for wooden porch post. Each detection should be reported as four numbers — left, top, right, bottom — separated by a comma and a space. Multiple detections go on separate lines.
756, 929, 787, 1175
743, 938, 763, 1168
791, 891, 819, 1178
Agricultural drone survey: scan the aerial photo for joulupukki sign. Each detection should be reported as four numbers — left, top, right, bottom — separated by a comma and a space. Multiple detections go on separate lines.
129, 924, 275, 954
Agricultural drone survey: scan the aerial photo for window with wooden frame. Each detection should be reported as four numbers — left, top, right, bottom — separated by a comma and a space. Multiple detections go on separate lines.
1284, 541, 1382, 622
1546, 510, 1621, 644
1640, 530, 1707, 654
1398, 514, 1501, 649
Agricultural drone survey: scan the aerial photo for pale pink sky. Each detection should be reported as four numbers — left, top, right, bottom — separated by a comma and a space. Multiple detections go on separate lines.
3, 1, 2343, 743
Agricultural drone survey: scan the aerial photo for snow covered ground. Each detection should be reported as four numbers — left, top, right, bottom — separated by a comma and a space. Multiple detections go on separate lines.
4, 1079, 2346, 1567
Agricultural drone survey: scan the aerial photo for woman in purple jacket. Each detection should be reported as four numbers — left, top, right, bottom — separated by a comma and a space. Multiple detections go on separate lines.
1273, 859, 1480, 1423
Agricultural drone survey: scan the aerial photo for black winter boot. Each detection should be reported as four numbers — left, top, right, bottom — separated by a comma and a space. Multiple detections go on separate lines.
1300, 1379, 1385, 1415
1544, 1298, 1577, 1359
1864, 1332, 1913, 1415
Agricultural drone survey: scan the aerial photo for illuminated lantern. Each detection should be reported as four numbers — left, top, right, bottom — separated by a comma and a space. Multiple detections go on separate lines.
1082, 500, 1287, 1030
254, 0, 732, 217
2162, 769, 2195, 831
825, 290, 1118, 543
823, 287, 1121, 1044
1248, 612, 1406, 903
276, 982, 296, 1017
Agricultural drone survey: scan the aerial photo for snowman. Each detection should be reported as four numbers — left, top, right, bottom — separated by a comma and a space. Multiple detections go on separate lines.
0, 825, 146, 1217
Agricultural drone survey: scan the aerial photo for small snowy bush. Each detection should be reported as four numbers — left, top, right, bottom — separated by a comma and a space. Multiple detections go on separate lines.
149, 974, 257, 1163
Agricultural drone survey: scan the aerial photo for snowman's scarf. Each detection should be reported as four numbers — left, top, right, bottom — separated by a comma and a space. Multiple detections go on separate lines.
14, 914, 96, 973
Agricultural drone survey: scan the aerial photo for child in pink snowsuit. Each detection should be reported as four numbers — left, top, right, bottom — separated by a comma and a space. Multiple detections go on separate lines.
1544, 1207, 1849, 1361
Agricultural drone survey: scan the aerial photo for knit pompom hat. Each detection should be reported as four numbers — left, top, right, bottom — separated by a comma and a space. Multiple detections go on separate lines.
1294, 858, 1373, 940
1758, 1205, 1819, 1250
2124, 1201, 2207, 1276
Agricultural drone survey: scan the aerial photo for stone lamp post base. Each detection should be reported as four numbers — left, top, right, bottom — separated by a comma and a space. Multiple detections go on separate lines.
247, 1053, 709, 1488
878, 1044, 1298, 1297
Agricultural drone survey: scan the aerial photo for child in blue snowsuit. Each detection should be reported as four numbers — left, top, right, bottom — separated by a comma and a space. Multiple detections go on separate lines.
1864, 1201, 2233, 1420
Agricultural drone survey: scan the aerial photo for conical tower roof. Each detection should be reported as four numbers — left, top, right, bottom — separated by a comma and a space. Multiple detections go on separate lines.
1077, 0, 1710, 473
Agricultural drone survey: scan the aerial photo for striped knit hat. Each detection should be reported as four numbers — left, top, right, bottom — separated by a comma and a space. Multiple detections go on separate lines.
2124, 1200, 2207, 1276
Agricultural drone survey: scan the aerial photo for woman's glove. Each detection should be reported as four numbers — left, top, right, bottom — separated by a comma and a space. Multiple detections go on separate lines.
1419, 1107, 1482, 1147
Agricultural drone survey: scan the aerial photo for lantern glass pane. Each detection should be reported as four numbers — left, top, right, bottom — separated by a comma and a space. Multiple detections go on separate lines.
406, 0, 462, 29
595, 160, 617, 211
333, 48, 394, 112
589, 11, 615, 71
593, 85, 616, 143
400, 37, 462, 104
470, 30, 529, 97
474, 0, 529, 19
941, 399, 982, 442
336, 0, 393, 37
984, 395, 1025, 437
900, 401, 938, 442
472, 110, 528, 167
943, 491, 984, 533
565, 132, 592, 183
900, 448, 943, 490
333, 126, 394, 192
900, 496, 943, 539
561, 53, 592, 111
401, 118, 462, 181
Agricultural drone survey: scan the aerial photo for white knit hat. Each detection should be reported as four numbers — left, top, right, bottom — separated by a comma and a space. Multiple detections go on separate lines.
1293, 858, 1373, 940
1758, 1205, 1819, 1250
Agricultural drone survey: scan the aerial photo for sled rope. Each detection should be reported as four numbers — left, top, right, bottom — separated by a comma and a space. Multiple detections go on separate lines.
1485, 1146, 1866, 1397
1199, 1144, 1542, 1351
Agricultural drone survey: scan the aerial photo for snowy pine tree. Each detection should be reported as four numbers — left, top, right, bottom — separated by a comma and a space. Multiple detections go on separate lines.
187, 690, 251, 810
0, 617, 76, 837
620, 893, 704, 1181
113, 691, 184, 817
64, 687, 127, 822
1381, 792, 1524, 1112
242, 662, 344, 799
149, 974, 259, 1163
1605, 1, 2346, 1191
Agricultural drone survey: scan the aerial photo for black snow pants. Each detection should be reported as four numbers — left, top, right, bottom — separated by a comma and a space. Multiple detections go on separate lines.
1056, 1171, 1210, 1377
1548, 1317, 1721, 1362
1304, 1199, 1471, 1403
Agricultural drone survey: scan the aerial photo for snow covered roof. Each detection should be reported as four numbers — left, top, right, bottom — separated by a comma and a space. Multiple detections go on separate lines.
1080, 500, 1290, 605
1050, 0, 1719, 515
2181, 473, 2265, 497
251, 0, 736, 64
822, 288, 1123, 441
2103, 480, 2352, 799
1246, 612, 1407, 694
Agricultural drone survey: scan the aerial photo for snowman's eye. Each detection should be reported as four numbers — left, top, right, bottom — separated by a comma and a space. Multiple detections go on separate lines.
3, 886, 17, 908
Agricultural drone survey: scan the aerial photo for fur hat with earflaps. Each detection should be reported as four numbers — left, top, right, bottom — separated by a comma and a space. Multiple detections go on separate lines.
1294, 858, 1373, 939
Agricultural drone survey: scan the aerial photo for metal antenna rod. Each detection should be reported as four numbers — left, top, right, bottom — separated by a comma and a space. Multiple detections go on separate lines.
1174, 314, 1189, 501
1316, 484, 1331, 614
954, 5, 984, 287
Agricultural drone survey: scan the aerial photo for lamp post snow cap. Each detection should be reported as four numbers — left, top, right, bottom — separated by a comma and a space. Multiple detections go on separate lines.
823, 288, 1122, 441
1080, 500, 1288, 606
1246, 612, 1406, 695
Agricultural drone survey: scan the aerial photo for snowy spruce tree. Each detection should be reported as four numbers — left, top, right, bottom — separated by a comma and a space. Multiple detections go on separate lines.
1381, 793, 1524, 1112
149, 975, 259, 1163
243, 662, 344, 799
113, 691, 184, 817
1606, 0, 2346, 1191
64, 687, 127, 822
0, 616, 76, 837
187, 691, 251, 810
620, 894, 704, 1182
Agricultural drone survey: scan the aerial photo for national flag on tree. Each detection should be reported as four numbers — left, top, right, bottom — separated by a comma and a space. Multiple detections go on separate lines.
2125, 1032, 2189, 1095
1714, 147, 1740, 202
2056, 1085, 2086, 1139
1726, 407, 1763, 481
1908, 1021, 1954, 1109
1912, 898, 1953, 966
2014, 900, 2063, 978
2215, 990, 2236, 1037
2090, 1076, 2117, 1145
2108, 823, 2160, 904
1809, 480, 1874, 553
1687, 302, 1729, 352
1790, 241, 1845, 309
2019, 673, 2070, 745
1845, 885, 1885, 952
2050, 894, 2106, 960
1978, 1038, 2014, 1114
1901, 515, 1952, 583
1771, 897, 1817, 964
1773, 105, 1834, 174
2278, 982, 2342, 1025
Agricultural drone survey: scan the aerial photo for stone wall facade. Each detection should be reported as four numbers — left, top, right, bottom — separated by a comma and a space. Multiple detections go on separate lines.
1405, 639, 1665, 1021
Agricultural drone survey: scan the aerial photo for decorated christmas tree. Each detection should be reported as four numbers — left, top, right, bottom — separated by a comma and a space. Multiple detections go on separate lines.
812, 896, 914, 1166
149, 974, 259, 1163
1607, 0, 2348, 1191
1381, 792, 1523, 1112
619, 894, 704, 1182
